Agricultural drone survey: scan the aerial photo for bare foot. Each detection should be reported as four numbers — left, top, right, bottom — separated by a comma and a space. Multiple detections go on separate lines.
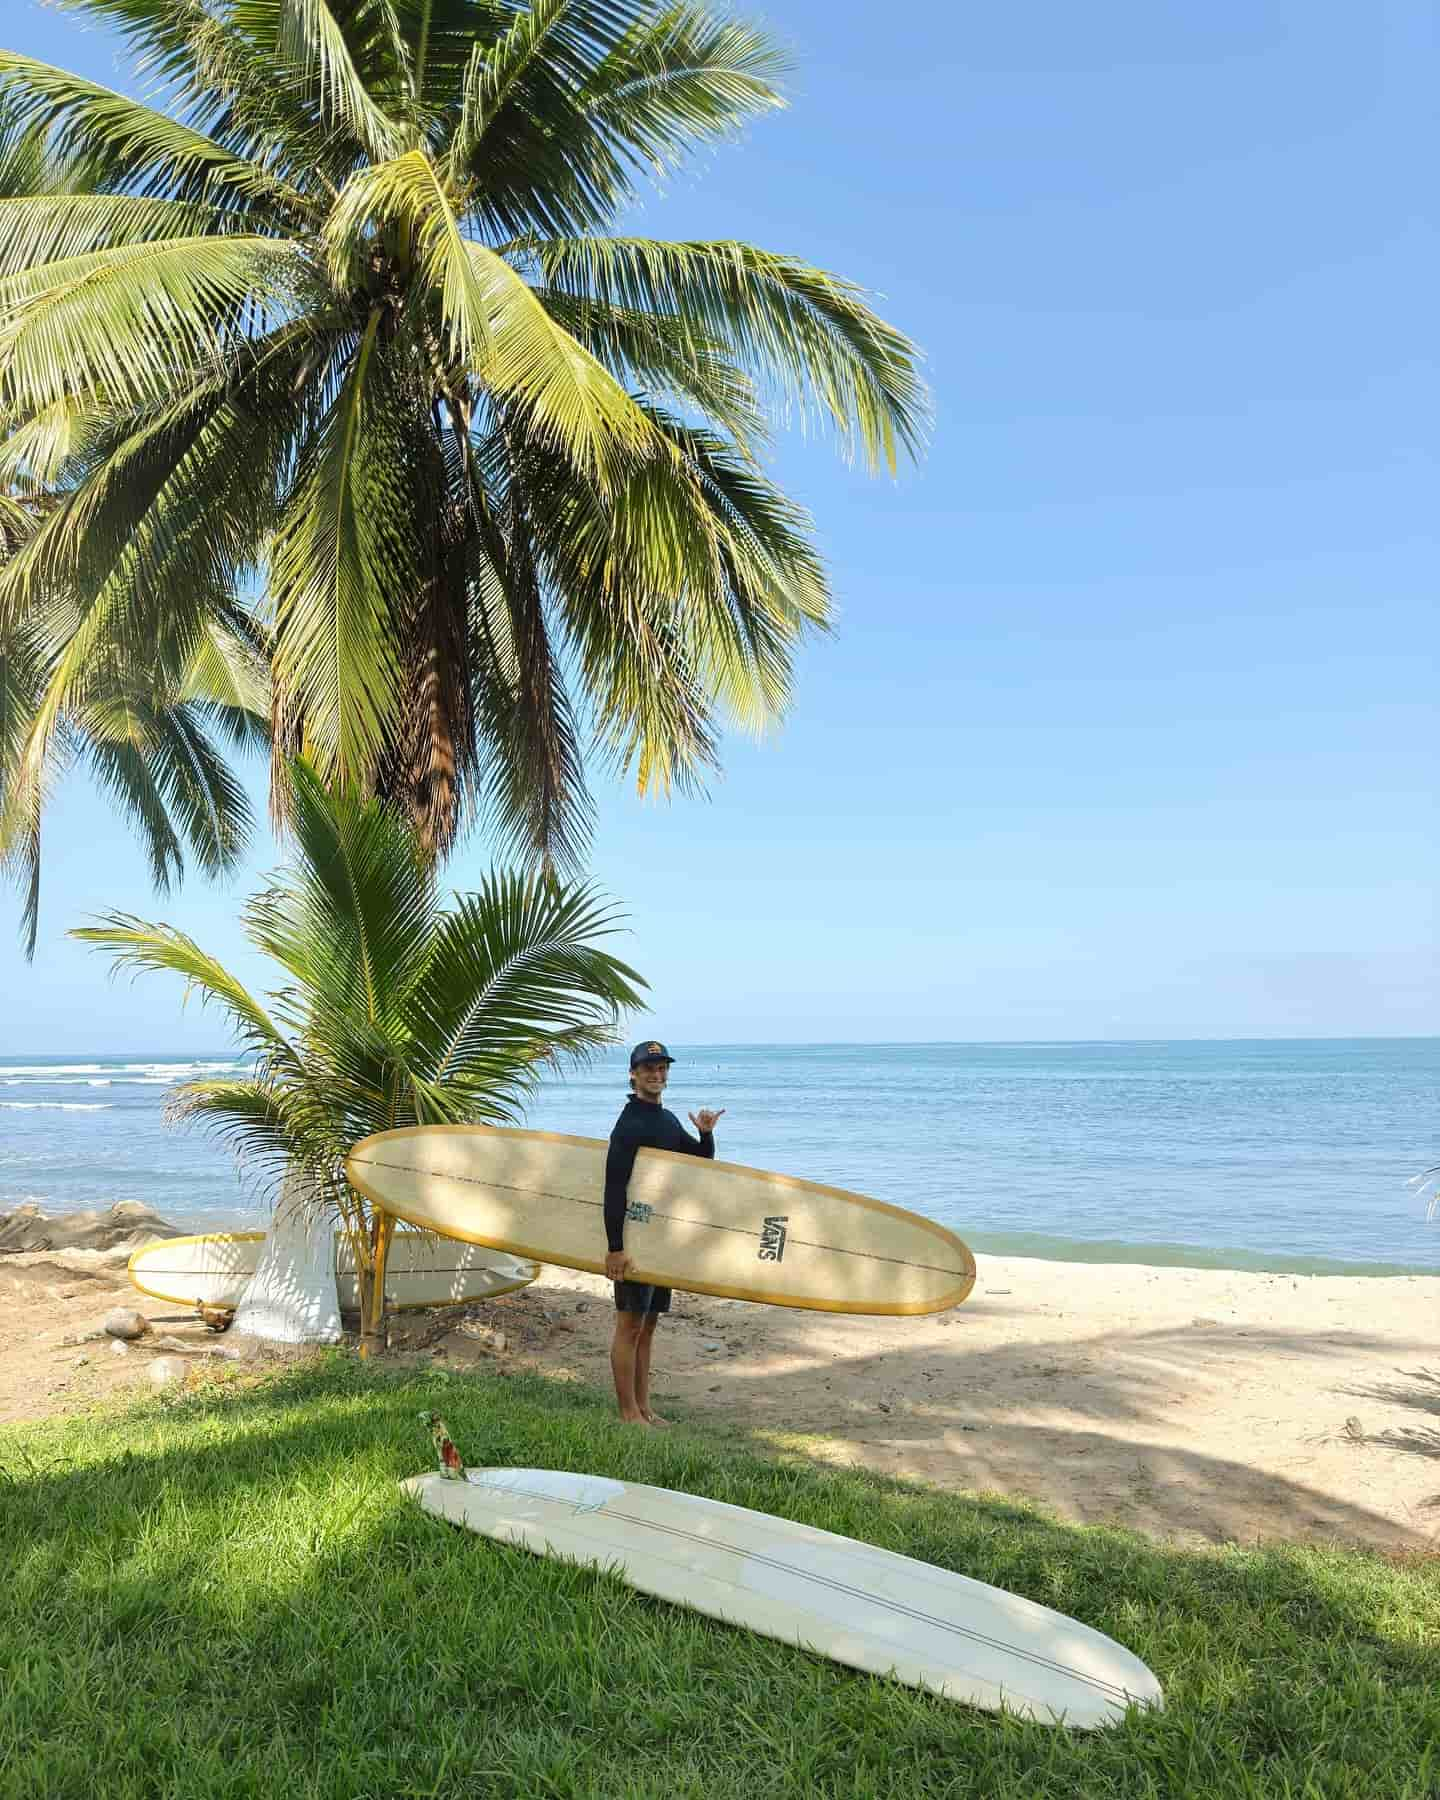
643, 1410, 671, 1428
618, 1410, 651, 1426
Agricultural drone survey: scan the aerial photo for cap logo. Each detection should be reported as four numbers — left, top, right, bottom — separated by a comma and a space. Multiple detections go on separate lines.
646, 1042, 661, 1054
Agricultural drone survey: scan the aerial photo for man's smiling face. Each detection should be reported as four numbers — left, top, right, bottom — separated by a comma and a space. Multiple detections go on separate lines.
633, 1059, 670, 1101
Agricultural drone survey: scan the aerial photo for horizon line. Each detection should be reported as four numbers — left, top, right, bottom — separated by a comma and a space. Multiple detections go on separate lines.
2, 1032, 1436, 1059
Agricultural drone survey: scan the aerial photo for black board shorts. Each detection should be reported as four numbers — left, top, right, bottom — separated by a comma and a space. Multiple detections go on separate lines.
613, 1280, 672, 1315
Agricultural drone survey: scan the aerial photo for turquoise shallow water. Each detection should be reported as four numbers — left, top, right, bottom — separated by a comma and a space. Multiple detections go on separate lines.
1, 1039, 1435, 1274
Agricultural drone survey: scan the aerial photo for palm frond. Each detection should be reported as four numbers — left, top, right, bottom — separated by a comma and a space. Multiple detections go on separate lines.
0, 396, 99, 490
0, 619, 72, 955
534, 235, 929, 472
136, 701, 256, 878
413, 869, 643, 1084
324, 148, 493, 362
0, 194, 237, 279
0, 50, 310, 215
469, 235, 660, 478
164, 1074, 301, 1194
243, 758, 436, 1026
0, 236, 301, 416
325, 148, 655, 479
70, 0, 363, 199
576, 3, 787, 174
176, 612, 273, 742
464, 466, 594, 871
274, 0, 408, 161
453, 1, 784, 239
502, 399, 828, 794
70, 913, 305, 1073
534, 283, 766, 448
268, 311, 411, 790
3, 314, 326, 629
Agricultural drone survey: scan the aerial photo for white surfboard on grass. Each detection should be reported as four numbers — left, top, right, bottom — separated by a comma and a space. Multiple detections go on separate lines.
402, 1466, 1163, 1730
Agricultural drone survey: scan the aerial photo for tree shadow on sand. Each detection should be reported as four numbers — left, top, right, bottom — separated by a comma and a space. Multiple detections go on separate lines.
1336, 1366, 1440, 1509
640, 1297, 1440, 1552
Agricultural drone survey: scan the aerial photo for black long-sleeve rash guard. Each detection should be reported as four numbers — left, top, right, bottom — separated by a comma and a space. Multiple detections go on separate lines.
603, 1095, 714, 1252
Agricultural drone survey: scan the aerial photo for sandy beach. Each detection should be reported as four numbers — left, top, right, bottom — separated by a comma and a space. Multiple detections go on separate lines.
4, 1211, 1436, 1554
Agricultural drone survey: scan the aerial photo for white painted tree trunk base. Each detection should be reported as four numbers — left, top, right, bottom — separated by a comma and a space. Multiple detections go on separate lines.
231, 1169, 342, 1344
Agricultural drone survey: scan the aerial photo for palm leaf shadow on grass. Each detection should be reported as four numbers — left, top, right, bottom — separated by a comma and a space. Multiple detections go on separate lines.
3, 1357, 1439, 1799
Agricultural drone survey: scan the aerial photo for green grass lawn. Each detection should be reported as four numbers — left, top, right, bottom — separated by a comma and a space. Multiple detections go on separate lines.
2, 1355, 1437, 1799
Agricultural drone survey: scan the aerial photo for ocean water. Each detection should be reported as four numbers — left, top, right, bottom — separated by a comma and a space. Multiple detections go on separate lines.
0, 1040, 1435, 1275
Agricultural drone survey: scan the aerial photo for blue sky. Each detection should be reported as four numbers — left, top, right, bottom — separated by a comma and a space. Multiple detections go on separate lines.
2, 0, 1435, 1052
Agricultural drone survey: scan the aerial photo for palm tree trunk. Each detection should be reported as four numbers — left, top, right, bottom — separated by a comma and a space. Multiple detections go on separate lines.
359, 1210, 394, 1358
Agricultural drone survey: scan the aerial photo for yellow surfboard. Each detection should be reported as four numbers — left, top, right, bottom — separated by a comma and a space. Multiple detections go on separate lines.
347, 1124, 974, 1316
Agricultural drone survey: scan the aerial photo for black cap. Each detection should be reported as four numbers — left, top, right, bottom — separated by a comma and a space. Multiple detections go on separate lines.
629, 1039, 675, 1069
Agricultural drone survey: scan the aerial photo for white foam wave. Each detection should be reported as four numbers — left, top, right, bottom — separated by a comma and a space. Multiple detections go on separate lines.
4, 1077, 103, 1086
121, 1062, 228, 1074
0, 1064, 107, 1076
0, 1101, 114, 1111
0, 1059, 246, 1085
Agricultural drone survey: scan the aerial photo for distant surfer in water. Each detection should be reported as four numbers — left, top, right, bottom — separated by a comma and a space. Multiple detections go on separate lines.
605, 1040, 724, 1426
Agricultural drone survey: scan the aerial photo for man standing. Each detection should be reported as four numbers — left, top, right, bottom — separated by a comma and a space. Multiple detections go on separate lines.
604, 1040, 724, 1426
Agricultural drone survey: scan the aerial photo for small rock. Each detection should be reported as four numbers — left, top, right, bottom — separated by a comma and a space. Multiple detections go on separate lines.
707, 1383, 722, 1392
491, 1332, 509, 1355
960, 1424, 979, 1433
552, 1320, 575, 1334
575, 1301, 591, 1314
147, 1356, 188, 1389
1344, 1415, 1365, 1441
73, 1356, 89, 1368
110, 1339, 131, 1358
431, 1347, 447, 1358
877, 1402, 892, 1414
104, 1308, 150, 1341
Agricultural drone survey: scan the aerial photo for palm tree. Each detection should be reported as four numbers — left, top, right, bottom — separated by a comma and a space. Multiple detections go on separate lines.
0, 0, 927, 943
71, 759, 645, 1351
0, 93, 271, 951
